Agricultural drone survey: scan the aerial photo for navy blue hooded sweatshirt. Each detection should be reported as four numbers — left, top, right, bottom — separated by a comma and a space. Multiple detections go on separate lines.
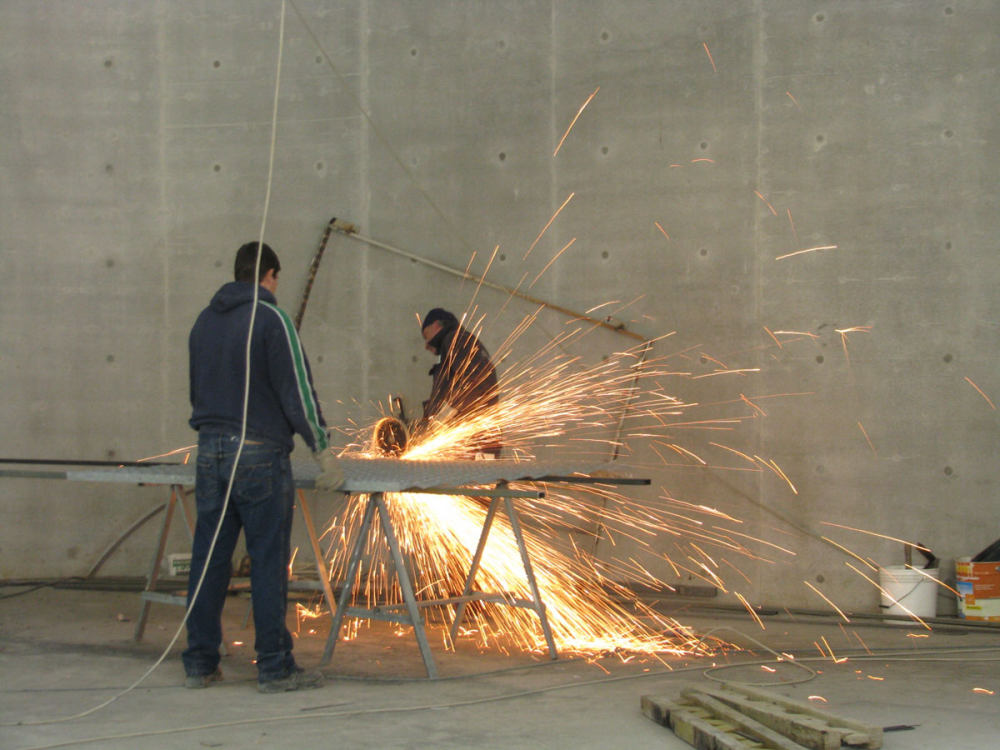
189, 281, 328, 453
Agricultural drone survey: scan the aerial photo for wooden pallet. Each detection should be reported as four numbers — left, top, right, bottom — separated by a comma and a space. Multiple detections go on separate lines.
642, 683, 882, 750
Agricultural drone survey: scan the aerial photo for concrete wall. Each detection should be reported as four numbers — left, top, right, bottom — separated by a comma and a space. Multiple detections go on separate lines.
1, 1, 997, 614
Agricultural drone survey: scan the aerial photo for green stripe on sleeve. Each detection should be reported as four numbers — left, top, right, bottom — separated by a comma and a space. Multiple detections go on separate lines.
261, 301, 328, 452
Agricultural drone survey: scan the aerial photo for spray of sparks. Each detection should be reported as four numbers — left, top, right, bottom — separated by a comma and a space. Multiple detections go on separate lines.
311, 299, 948, 662
314, 306, 831, 661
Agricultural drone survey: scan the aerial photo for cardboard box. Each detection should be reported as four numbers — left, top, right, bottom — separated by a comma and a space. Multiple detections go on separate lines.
955, 556, 1000, 621
167, 553, 192, 577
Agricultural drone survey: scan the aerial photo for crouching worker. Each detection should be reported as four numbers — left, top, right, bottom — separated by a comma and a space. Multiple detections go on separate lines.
415, 308, 502, 458
184, 241, 344, 693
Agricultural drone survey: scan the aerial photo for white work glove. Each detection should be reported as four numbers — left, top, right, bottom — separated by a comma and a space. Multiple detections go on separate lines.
314, 449, 345, 491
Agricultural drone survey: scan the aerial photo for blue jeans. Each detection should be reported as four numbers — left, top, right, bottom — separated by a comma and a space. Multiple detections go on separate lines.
182, 433, 298, 682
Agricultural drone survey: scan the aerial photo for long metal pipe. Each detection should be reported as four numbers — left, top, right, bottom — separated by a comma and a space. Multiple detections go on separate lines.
331, 224, 646, 342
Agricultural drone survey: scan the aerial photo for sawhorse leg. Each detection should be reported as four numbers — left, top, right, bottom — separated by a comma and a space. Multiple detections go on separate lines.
240, 489, 341, 633
321, 492, 438, 678
134, 484, 192, 641
449, 489, 558, 660
296, 489, 339, 620
321, 492, 375, 666
449, 495, 501, 644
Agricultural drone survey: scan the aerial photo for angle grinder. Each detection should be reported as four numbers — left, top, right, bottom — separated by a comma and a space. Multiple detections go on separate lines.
372, 416, 409, 456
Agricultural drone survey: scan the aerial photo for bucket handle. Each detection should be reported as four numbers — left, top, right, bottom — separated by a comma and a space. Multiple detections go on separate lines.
879, 581, 925, 609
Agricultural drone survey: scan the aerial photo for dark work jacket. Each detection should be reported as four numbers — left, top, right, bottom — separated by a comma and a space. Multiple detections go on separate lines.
189, 281, 328, 453
422, 323, 499, 421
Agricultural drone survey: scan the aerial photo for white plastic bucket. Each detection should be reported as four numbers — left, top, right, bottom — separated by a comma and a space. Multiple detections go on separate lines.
879, 566, 938, 622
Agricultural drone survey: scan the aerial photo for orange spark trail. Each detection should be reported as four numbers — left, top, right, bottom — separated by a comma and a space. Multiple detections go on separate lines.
553, 86, 600, 157
964, 376, 996, 410
772, 329, 820, 339
763, 326, 782, 349
735, 592, 764, 630
822, 522, 932, 552
821, 636, 847, 663
709, 442, 759, 468
775, 244, 838, 261
804, 581, 850, 622
654, 221, 670, 241
756, 456, 797, 494
524, 192, 575, 260
464, 248, 501, 314
820, 536, 878, 571
702, 42, 717, 73
786, 91, 801, 109
851, 630, 873, 655
754, 190, 778, 216
462, 251, 477, 279
740, 393, 767, 417
909, 566, 960, 597
846, 562, 931, 630
139, 444, 196, 462
529, 237, 576, 288
857, 421, 878, 456
692, 368, 761, 380
835, 325, 871, 368
786, 208, 800, 246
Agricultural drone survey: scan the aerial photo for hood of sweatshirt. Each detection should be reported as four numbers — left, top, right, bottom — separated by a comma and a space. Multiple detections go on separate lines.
209, 281, 277, 314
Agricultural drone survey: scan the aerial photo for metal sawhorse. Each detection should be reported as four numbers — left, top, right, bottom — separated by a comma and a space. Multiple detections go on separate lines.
320, 483, 554, 679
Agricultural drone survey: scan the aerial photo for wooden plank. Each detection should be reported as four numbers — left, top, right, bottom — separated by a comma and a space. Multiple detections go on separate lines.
687, 687, 840, 750
682, 691, 812, 750
713, 684, 882, 749
642, 695, 772, 749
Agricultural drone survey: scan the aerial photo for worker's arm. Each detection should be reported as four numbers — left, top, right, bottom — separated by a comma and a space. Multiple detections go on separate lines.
259, 301, 329, 453
421, 362, 447, 421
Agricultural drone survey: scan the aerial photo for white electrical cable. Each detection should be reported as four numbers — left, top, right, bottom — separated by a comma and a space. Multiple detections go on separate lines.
4, 1, 290, 727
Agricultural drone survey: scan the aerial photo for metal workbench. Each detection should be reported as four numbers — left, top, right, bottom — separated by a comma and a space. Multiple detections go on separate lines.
2, 457, 648, 678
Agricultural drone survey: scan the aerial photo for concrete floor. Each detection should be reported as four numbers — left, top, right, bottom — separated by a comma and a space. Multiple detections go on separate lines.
1, 586, 998, 750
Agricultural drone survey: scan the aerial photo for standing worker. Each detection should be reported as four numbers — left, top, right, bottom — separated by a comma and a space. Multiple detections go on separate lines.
184, 241, 343, 693
417, 308, 501, 457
